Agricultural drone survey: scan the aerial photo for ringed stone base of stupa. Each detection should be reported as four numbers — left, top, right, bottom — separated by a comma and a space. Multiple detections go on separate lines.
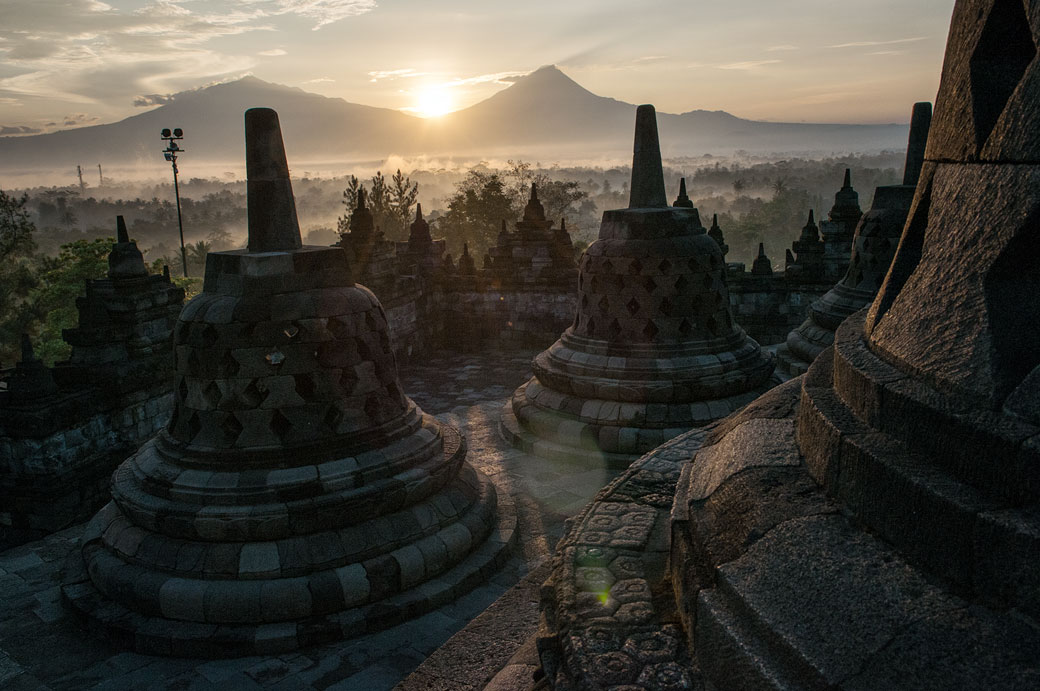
61, 425, 517, 658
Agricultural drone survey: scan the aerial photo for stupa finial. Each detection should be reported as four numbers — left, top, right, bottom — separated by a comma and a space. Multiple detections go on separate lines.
629, 105, 668, 208
903, 102, 933, 186
673, 177, 694, 208
245, 107, 302, 253
20, 333, 35, 362
116, 215, 129, 243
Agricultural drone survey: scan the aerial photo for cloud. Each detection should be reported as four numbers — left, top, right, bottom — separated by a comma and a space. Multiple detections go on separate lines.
0, 1, 265, 112
0, 125, 42, 135
439, 71, 529, 88
766, 44, 798, 52
368, 68, 428, 82
829, 37, 927, 49
303, 77, 335, 84
62, 112, 100, 126
133, 93, 178, 107
132, 75, 250, 107
716, 59, 781, 70
239, 0, 378, 30
259, 48, 287, 56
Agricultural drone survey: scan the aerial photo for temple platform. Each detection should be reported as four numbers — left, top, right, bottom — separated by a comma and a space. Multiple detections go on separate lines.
0, 350, 616, 691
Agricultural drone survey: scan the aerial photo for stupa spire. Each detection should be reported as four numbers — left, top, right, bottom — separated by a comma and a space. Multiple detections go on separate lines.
673, 177, 694, 208
20, 333, 35, 362
903, 101, 933, 186
245, 107, 302, 253
116, 215, 129, 243
629, 105, 668, 208
108, 215, 148, 279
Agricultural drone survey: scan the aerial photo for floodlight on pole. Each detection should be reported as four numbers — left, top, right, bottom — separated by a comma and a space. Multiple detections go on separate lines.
160, 127, 188, 277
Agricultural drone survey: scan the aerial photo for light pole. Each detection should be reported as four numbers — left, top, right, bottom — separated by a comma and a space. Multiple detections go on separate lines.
160, 128, 188, 277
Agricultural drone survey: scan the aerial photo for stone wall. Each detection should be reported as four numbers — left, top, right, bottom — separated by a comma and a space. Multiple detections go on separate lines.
0, 388, 172, 547
432, 288, 576, 352
728, 276, 830, 346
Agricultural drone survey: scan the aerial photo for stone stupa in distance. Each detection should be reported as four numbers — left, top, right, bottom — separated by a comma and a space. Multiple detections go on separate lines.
502, 105, 774, 467
777, 101, 933, 376
63, 107, 514, 657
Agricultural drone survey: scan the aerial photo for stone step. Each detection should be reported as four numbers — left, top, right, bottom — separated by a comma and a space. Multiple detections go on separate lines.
694, 513, 1040, 691
829, 312, 1040, 505
695, 587, 824, 691
499, 401, 638, 468
800, 349, 1040, 616
62, 467, 518, 658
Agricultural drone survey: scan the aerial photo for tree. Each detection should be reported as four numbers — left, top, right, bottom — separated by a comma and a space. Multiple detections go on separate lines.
335, 171, 418, 240
388, 169, 419, 236
368, 171, 392, 234
185, 240, 211, 276
21, 237, 111, 364
438, 171, 515, 258
0, 189, 39, 363
336, 175, 361, 235
732, 178, 747, 194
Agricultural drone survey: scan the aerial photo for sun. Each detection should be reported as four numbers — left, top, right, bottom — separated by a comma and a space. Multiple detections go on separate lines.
413, 87, 454, 118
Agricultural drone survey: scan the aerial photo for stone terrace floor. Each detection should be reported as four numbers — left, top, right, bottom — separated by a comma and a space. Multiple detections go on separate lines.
0, 349, 622, 691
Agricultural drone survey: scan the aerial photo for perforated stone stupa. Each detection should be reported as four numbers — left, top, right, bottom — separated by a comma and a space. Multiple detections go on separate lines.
666, 1, 1040, 687
502, 105, 774, 466
778, 101, 933, 376
62, 107, 514, 657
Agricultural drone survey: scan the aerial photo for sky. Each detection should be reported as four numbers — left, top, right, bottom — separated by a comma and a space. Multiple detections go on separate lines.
0, 0, 957, 135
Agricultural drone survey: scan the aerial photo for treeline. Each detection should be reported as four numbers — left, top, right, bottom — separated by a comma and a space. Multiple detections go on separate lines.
1, 152, 906, 362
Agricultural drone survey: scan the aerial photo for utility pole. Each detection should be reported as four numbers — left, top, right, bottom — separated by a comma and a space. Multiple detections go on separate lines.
97, 163, 104, 187
76, 165, 85, 192
160, 128, 188, 277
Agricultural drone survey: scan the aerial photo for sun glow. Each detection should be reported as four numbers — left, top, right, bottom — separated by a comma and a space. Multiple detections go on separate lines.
412, 87, 454, 118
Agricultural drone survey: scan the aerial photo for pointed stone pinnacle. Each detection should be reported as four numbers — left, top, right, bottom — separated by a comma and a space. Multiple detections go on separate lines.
530, 183, 539, 202
501, 219, 507, 232
758, 243, 767, 258
116, 215, 129, 243
673, 177, 694, 208
843, 168, 852, 189
245, 107, 302, 253
712, 213, 719, 227
20, 333, 35, 362
629, 105, 668, 208
163, 265, 171, 280
807, 209, 816, 225
903, 101, 933, 186
358, 186, 368, 209
109, 214, 148, 279
415, 203, 423, 221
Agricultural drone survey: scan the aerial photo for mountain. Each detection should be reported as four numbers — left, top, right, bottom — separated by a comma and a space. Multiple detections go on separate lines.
0, 77, 419, 174
0, 67, 911, 177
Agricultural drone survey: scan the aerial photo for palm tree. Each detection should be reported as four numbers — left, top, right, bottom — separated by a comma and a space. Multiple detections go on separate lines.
186, 240, 211, 276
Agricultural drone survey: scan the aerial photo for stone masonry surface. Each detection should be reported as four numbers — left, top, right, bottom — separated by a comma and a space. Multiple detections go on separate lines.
0, 348, 619, 690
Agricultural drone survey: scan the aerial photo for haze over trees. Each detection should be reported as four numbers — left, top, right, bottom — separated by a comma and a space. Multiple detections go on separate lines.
0, 151, 903, 363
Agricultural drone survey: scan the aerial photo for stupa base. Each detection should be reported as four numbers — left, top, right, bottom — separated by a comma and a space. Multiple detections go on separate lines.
61, 467, 516, 658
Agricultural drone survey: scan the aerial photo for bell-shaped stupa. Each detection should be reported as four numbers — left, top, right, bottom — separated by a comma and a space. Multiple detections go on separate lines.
779, 102, 933, 376
667, 1, 1040, 685
63, 108, 513, 657
502, 106, 774, 466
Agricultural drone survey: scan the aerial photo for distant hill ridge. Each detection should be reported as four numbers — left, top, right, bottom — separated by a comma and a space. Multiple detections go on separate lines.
0, 66, 910, 173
